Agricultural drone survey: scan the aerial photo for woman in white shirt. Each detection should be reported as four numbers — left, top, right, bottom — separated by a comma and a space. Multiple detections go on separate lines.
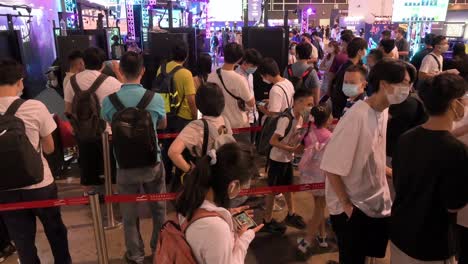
175, 143, 263, 264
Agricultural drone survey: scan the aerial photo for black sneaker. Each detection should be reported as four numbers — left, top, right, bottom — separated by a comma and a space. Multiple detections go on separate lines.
259, 219, 286, 234
285, 213, 306, 230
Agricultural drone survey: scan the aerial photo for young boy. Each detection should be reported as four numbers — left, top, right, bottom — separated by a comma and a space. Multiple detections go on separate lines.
342, 64, 368, 115
261, 88, 314, 234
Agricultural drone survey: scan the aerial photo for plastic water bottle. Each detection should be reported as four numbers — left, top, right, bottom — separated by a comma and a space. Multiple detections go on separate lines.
60, 19, 67, 36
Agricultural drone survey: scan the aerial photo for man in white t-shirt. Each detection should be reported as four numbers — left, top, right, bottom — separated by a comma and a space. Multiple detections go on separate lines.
419, 35, 459, 81
64, 47, 121, 192
381, 30, 399, 60
62, 50, 85, 90
207, 42, 255, 143
257, 58, 295, 118
236, 48, 263, 143
0, 60, 71, 263
320, 60, 412, 263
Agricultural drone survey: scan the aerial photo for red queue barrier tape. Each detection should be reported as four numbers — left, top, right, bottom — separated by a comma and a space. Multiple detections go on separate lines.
0, 183, 324, 212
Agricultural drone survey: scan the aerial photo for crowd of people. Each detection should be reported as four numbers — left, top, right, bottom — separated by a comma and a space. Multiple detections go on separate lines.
0, 24, 467, 264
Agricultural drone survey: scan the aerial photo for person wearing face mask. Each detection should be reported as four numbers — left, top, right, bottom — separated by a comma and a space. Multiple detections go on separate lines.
320, 59, 411, 263
236, 48, 263, 143
390, 73, 468, 264
341, 64, 368, 115
174, 143, 263, 264
419, 35, 459, 82
257, 58, 295, 118
260, 88, 314, 234
329, 37, 367, 118
319, 41, 340, 98
0, 60, 72, 264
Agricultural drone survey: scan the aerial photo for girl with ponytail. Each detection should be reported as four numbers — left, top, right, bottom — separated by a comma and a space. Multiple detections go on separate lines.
175, 143, 263, 264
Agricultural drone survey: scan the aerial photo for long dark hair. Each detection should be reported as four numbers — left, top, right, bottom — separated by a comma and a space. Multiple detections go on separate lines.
326, 41, 339, 60
175, 143, 256, 220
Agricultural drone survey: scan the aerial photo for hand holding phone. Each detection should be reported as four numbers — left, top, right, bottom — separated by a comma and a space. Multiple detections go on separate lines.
233, 211, 257, 230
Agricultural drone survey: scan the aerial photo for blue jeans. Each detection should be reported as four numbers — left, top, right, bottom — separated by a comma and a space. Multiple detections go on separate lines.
0, 184, 71, 264
117, 163, 166, 264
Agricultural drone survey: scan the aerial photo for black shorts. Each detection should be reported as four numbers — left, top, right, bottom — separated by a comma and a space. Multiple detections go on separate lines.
330, 207, 389, 263
267, 160, 293, 187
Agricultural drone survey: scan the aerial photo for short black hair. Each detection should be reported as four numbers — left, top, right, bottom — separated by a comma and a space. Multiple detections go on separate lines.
171, 41, 188, 62
345, 64, 367, 79
292, 29, 298, 35
424, 33, 435, 46
380, 39, 396, 54
311, 104, 331, 128
368, 59, 408, 93
368, 49, 384, 61
453, 43, 466, 58
0, 59, 24, 86
257, 57, 280, 77
347, 37, 367, 58
432, 35, 446, 46
302, 33, 312, 40
242, 48, 262, 66
419, 74, 467, 116
296, 42, 312, 60
340, 33, 354, 44
196, 82, 225, 116
68, 50, 84, 63
83, 47, 106, 70
197, 52, 212, 77
311, 31, 319, 37
224, 42, 244, 64
381, 30, 392, 38
341, 29, 353, 36
395, 27, 406, 35
293, 87, 314, 101
119, 51, 144, 80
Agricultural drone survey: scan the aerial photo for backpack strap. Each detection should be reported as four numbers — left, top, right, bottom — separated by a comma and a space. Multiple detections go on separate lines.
4, 99, 26, 116
88, 74, 109, 94
275, 84, 292, 108
428, 53, 442, 72
160, 62, 168, 76
108, 93, 125, 111
181, 209, 222, 233
281, 109, 294, 140
216, 68, 242, 101
70, 74, 81, 95
201, 119, 210, 156
302, 67, 314, 80
287, 65, 293, 78
136, 90, 155, 109
168, 65, 183, 76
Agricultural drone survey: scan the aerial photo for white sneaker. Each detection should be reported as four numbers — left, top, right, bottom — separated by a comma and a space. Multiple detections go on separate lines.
296, 237, 311, 254
316, 236, 329, 248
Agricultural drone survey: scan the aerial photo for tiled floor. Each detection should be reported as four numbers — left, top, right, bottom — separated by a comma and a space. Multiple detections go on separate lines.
2, 164, 391, 264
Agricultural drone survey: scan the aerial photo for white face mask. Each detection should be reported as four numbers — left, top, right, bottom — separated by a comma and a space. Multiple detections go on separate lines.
386, 83, 410, 105
303, 106, 312, 115
439, 44, 449, 53
262, 77, 271, 84
342, 83, 361, 97
326, 47, 335, 54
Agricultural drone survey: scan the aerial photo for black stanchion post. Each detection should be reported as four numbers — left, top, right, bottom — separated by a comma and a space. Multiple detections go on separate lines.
89, 191, 109, 264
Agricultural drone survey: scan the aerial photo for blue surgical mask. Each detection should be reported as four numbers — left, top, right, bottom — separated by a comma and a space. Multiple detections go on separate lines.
246, 67, 257, 75
342, 83, 361, 97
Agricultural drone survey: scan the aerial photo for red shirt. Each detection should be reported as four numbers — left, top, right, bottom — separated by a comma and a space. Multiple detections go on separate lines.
329, 52, 348, 74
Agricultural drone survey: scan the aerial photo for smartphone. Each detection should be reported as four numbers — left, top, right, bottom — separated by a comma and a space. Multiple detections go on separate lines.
233, 211, 258, 230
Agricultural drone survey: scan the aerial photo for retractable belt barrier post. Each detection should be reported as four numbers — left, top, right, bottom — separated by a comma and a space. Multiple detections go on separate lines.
89, 191, 109, 264
101, 132, 121, 230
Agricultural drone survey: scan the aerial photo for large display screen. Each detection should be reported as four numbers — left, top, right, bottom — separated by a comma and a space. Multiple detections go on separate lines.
153, 9, 182, 28
392, 0, 449, 22
209, 0, 242, 22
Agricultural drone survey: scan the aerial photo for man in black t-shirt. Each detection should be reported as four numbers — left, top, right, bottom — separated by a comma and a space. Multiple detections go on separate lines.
410, 33, 435, 71
394, 27, 410, 61
391, 74, 468, 263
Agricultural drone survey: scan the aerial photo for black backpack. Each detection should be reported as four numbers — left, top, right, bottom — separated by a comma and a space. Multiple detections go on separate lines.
67, 73, 108, 142
108, 91, 158, 169
0, 99, 44, 191
286, 65, 314, 91
257, 85, 293, 156
152, 63, 184, 118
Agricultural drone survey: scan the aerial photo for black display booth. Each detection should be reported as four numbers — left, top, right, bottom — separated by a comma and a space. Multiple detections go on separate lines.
0, 30, 24, 63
